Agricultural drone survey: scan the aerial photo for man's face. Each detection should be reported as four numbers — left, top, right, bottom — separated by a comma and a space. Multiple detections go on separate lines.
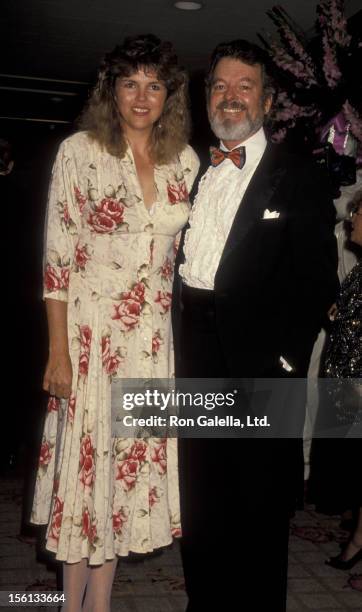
208, 57, 272, 146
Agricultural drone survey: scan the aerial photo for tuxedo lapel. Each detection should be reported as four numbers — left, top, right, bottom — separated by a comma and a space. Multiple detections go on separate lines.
217, 143, 286, 271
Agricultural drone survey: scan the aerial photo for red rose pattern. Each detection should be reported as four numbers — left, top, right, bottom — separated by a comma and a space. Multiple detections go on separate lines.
125, 282, 146, 304
155, 291, 172, 314
67, 395, 76, 424
112, 301, 141, 332
89, 524, 97, 544
129, 441, 147, 463
82, 508, 97, 543
75, 244, 90, 269
61, 268, 70, 288
112, 282, 146, 332
101, 336, 121, 375
113, 507, 128, 534
74, 186, 87, 213
152, 331, 162, 356
78, 325, 92, 377
149, 486, 159, 508
116, 440, 148, 492
87, 198, 124, 234
39, 441, 52, 467
106, 354, 121, 375
151, 439, 167, 475
48, 496, 64, 542
167, 180, 188, 205
63, 202, 70, 226
99, 198, 124, 224
79, 435, 95, 488
44, 264, 70, 292
159, 257, 173, 281
82, 508, 91, 537
116, 458, 138, 491
88, 212, 117, 233
47, 397, 60, 412
78, 353, 90, 377
80, 325, 92, 348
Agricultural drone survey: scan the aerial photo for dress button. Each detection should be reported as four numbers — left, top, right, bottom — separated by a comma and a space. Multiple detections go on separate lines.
144, 223, 153, 234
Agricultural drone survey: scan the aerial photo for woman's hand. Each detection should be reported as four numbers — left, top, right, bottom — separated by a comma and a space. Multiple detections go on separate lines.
43, 298, 72, 398
43, 351, 73, 399
328, 303, 338, 321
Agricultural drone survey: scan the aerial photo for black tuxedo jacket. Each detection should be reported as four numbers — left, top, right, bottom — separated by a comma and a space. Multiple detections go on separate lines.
172, 142, 339, 377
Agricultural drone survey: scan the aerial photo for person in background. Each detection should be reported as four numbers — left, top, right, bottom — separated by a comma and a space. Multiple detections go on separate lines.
324, 190, 362, 570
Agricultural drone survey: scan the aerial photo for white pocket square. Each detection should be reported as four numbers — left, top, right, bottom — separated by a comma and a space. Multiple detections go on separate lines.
262, 208, 280, 220
279, 356, 293, 372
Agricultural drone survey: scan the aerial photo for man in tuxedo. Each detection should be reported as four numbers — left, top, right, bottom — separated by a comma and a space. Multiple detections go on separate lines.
172, 40, 339, 611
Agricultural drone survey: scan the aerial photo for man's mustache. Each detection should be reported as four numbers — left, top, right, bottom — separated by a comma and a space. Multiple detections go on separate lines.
216, 101, 247, 112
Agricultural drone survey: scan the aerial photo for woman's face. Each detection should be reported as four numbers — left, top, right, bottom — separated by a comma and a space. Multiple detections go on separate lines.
114, 67, 167, 137
350, 202, 362, 247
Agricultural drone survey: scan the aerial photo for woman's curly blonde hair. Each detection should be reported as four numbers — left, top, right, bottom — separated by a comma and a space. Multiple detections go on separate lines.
79, 34, 190, 164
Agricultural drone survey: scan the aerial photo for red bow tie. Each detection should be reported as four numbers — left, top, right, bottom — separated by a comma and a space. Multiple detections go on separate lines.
210, 145, 246, 169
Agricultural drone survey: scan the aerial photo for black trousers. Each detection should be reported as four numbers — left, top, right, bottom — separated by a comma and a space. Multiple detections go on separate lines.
178, 284, 298, 611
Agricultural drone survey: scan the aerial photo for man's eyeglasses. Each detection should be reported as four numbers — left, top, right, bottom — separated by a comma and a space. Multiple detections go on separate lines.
348, 205, 362, 219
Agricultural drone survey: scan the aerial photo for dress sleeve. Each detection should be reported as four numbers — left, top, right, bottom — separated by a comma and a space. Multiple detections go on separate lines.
43, 138, 82, 302
179, 145, 200, 194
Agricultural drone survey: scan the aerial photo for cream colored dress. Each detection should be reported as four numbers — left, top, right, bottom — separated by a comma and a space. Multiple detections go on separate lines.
31, 131, 199, 564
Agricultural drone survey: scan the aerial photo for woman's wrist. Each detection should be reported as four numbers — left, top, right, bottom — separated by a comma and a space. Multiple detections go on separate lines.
48, 344, 70, 358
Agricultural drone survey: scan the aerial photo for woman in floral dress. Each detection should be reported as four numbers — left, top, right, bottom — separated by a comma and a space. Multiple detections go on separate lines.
31, 34, 199, 611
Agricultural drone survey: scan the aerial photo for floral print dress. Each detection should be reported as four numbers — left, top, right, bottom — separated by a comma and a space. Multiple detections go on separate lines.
31, 131, 199, 564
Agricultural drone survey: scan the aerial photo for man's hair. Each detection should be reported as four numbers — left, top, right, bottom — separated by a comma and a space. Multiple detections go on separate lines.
80, 34, 190, 164
205, 39, 275, 103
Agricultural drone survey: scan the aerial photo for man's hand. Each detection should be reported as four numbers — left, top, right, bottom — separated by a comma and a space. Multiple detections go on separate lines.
43, 352, 73, 399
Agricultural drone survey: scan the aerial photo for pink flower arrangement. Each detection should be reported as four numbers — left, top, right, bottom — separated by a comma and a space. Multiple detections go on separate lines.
321, 31, 342, 88
261, 1, 358, 147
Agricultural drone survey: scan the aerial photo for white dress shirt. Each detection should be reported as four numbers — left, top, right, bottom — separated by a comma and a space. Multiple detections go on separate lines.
180, 127, 267, 289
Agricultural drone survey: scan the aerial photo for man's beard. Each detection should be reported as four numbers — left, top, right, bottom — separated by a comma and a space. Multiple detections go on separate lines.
208, 101, 264, 142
